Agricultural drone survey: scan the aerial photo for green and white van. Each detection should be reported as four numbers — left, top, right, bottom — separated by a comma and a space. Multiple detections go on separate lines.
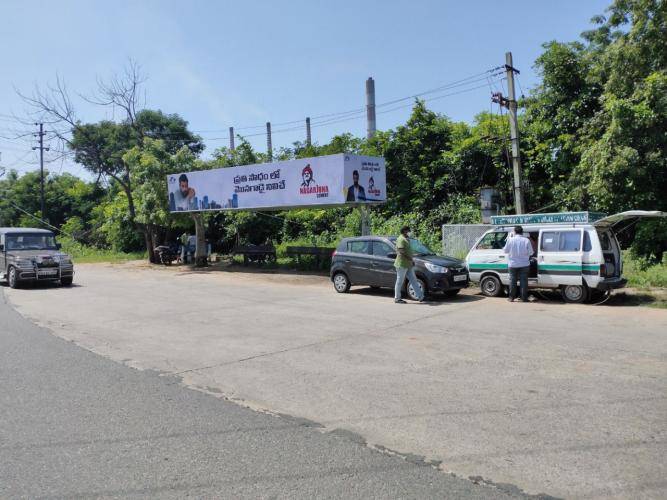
465, 211, 665, 303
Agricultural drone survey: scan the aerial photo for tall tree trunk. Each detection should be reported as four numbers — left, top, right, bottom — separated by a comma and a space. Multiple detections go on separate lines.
192, 214, 208, 267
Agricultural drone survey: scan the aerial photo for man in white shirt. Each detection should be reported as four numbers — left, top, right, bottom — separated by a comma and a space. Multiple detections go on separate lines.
503, 225, 533, 302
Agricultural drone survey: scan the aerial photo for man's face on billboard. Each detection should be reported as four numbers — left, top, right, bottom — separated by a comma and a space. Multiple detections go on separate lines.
179, 180, 189, 196
353, 173, 359, 186
303, 170, 312, 183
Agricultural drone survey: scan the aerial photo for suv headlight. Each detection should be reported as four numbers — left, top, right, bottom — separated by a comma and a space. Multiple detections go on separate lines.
56, 254, 72, 264
15, 259, 34, 268
424, 262, 449, 274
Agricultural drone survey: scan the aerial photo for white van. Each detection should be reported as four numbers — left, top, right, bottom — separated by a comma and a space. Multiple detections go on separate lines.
465, 211, 665, 303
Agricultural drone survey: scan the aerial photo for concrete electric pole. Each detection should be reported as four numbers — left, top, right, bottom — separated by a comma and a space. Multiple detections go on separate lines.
266, 122, 272, 161
306, 117, 311, 147
504, 52, 525, 214
365, 77, 376, 140
361, 77, 377, 236
229, 127, 235, 152
32, 123, 50, 222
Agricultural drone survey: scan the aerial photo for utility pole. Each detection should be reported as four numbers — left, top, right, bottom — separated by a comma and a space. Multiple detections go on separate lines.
266, 122, 272, 161
32, 123, 49, 221
365, 77, 376, 140
306, 117, 311, 147
504, 52, 525, 214
229, 126, 235, 152
361, 77, 376, 236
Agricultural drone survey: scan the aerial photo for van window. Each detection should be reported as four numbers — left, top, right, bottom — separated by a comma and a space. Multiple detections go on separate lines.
598, 231, 612, 251
540, 231, 581, 252
348, 240, 371, 254
476, 232, 508, 250
373, 241, 394, 257
583, 232, 592, 252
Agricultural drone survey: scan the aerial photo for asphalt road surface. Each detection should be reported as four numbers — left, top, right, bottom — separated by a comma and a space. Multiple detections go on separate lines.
0, 290, 526, 500
5, 262, 667, 499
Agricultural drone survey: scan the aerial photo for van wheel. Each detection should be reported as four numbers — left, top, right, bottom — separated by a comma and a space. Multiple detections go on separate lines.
407, 278, 427, 301
333, 272, 350, 293
7, 266, 20, 289
561, 284, 587, 304
480, 275, 502, 297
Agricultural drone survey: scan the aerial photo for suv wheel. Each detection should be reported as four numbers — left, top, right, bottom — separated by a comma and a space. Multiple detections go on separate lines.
406, 278, 426, 301
480, 275, 502, 297
61, 277, 73, 287
333, 272, 351, 293
7, 266, 20, 289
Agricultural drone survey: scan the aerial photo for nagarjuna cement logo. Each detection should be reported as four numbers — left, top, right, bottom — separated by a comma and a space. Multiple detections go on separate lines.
367, 176, 381, 197
299, 163, 329, 198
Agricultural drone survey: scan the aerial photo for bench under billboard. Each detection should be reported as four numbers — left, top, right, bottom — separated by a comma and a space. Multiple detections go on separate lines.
167, 153, 386, 212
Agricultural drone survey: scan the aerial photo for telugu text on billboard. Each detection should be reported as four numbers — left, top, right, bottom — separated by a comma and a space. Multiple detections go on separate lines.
167, 154, 386, 212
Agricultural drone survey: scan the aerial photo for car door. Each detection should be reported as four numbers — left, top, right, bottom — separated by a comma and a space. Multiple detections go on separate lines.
370, 240, 397, 287
538, 229, 583, 287
345, 240, 373, 285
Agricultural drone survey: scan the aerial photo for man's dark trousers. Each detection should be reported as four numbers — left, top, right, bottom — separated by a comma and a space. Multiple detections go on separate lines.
508, 266, 529, 301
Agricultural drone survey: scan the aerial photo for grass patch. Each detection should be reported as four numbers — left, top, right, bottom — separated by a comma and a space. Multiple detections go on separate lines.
61, 238, 146, 264
623, 251, 667, 288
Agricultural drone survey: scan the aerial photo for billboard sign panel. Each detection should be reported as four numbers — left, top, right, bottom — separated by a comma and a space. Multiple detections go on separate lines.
167, 153, 386, 212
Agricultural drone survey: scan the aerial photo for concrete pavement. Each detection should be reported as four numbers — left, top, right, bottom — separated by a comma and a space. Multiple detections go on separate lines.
5, 262, 667, 498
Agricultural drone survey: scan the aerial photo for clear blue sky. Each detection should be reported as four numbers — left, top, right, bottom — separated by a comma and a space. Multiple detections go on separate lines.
0, 0, 610, 178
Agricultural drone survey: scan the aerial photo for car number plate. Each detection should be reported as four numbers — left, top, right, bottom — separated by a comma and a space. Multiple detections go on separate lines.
453, 274, 467, 282
38, 269, 58, 276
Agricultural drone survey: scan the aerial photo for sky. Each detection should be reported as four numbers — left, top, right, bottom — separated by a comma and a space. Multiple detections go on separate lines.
0, 0, 611, 179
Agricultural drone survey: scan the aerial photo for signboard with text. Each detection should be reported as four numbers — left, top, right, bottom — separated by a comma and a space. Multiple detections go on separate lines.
167, 154, 386, 212
490, 212, 607, 226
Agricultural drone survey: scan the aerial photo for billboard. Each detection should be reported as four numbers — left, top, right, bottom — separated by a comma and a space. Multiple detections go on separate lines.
167, 153, 386, 212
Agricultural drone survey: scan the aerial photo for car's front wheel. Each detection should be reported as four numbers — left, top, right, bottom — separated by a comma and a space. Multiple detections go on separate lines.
406, 278, 426, 301
61, 277, 73, 287
7, 266, 19, 289
332, 272, 351, 293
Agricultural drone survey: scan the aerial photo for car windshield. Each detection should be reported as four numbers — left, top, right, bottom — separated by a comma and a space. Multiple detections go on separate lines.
5, 233, 58, 251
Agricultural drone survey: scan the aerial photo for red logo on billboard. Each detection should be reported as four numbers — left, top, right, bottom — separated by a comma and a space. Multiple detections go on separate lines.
299, 164, 329, 198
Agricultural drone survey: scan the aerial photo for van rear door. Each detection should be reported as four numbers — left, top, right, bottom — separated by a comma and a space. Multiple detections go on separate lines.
537, 228, 584, 287
593, 211, 666, 231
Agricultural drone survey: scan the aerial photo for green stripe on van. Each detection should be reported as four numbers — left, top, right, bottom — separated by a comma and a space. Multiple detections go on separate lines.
468, 263, 508, 270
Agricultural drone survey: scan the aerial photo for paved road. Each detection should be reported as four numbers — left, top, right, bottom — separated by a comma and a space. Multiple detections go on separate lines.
6, 263, 667, 498
0, 289, 525, 499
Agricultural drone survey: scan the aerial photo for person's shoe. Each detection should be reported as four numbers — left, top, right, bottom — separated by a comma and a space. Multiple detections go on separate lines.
508, 298, 515, 302
394, 299, 407, 304
418, 296, 427, 303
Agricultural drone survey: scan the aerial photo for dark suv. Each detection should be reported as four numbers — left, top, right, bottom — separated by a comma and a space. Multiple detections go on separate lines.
330, 236, 468, 299
0, 227, 74, 288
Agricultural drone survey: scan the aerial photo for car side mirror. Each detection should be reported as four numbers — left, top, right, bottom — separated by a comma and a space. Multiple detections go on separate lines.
386, 252, 397, 259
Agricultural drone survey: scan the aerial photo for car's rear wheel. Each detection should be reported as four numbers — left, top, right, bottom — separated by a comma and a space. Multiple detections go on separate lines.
480, 275, 502, 297
406, 278, 426, 301
7, 266, 19, 289
333, 272, 350, 293
561, 284, 587, 304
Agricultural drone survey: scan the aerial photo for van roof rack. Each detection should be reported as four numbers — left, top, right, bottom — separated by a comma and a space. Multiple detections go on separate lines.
490, 212, 607, 226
